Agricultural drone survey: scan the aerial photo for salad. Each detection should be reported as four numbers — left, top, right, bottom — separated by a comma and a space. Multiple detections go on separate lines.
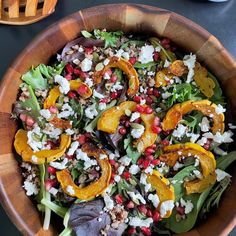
13, 29, 236, 236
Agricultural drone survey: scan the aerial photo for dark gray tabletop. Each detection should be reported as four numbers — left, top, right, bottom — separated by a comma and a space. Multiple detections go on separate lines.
0, 0, 236, 235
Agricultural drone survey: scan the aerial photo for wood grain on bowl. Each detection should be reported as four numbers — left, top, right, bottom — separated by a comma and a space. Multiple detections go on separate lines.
0, 4, 235, 236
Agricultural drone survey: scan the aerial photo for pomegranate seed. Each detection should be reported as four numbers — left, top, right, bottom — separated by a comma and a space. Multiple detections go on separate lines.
150, 144, 157, 149
20, 113, 27, 122
146, 155, 154, 161
100, 98, 108, 103
145, 106, 153, 114
152, 159, 160, 166
85, 47, 93, 54
141, 227, 151, 236
45, 179, 57, 191
162, 139, 170, 146
77, 85, 88, 95
138, 205, 148, 215
115, 194, 123, 204
133, 117, 141, 123
125, 120, 130, 128
110, 92, 118, 99
123, 171, 131, 180
80, 71, 88, 79
176, 206, 185, 215
65, 64, 74, 74
111, 172, 116, 179
145, 96, 153, 105
203, 139, 211, 150
152, 210, 160, 222
104, 69, 112, 76
65, 154, 74, 159
136, 104, 145, 113
26, 116, 35, 126
152, 126, 162, 134
46, 140, 56, 149
137, 158, 144, 165
49, 106, 57, 114
84, 132, 91, 138
129, 57, 137, 65
126, 201, 135, 209
153, 88, 160, 97
119, 127, 127, 135
65, 74, 72, 80
47, 166, 57, 175
109, 159, 116, 166
153, 51, 159, 61
110, 74, 117, 83
163, 130, 171, 135
142, 159, 150, 169
147, 88, 153, 95
78, 134, 87, 145
145, 147, 155, 156
153, 117, 160, 127
146, 209, 153, 217
73, 68, 81, 76
67, 91, 77, 99
127, 227, 136, 235
161, 38, 171, 46
133, 95, 142, 103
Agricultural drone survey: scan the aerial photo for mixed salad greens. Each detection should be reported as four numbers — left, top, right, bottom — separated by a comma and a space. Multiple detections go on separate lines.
13, 29, 236, 236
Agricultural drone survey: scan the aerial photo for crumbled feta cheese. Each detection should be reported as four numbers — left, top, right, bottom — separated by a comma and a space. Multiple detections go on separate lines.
148, 194, 160, 208
215, 169, 231, 182
50, 158, 68, 170
172, 124, 188, 139
140, 99, 146, 105
93, 89, 105, 99
66, 185, 75, 195
81, 58, 92, 72
49, 187, 58, 196
122, 52, 130, 60
76, 149, 97, 169
130, 112, 140, 122
103, 72, 110, 80
138, 45, 154, 64
65, 128, 74, 135
43, 123, 62, 139
54, 75, 70, 94
84, 77, 94, 87
103, 194, 114, 210
27, 126, 45, 152
99, 154, 108, 160
115, 49, 124, 58
23, 180, 38, 196
119, 155, 131, 166
164, 60, 171, 68
197, 137, 208, 146
73, 58, 80, 65
117, 165, 125, 175
129, 217, 153, 227
193, 170, 203, 179
213, 131, 233, 144
131, 125, 145, 139
139, 85, 147, 94
186, 133, 200, 143
173, 161, 184, 171
129, 164, 140, 175
103, 58, 110, 66
194, 158, 200, 167
140, 173, 152, 192
160, 200, 175, 218
109, 153, 115, 160
200, 117, 210, 132
162, 91, 172, 99
58, 103, 74, 119
67, 141, 79, 156
85, 103, 98, 119
40, 109, 51, 120
183, 54, 196, 83
114, 175, 121, 182
155, 46, 161, 52
145, 166, 154, 174
127, 191, 146, 204
180, 198, 194, 214
215, 104, 226, 114
98, 102, 106, 110
111, 81, 123, 92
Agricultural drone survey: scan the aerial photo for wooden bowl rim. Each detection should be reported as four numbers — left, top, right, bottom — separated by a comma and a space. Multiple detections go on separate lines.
0, 3, 235, 235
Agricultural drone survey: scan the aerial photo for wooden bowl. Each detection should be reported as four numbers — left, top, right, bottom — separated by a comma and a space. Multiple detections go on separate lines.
0, 4, 235, 236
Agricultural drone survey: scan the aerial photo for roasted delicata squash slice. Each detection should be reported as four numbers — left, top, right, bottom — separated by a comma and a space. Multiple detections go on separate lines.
14, 129, 71, 164
93, 56, 139, 97
155, 69, 173, 87
44, 80, 92, 109
162, 100, 225, 134
56, 143, 112, 200
97, 101, 158, 152
169, 60, 188, 77
159, 143, 216, 194
147, 170, 175, 218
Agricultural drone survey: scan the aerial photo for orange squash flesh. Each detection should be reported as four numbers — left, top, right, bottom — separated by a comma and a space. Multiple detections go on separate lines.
162, 100, 225, 134
56, 143, 112, 200
93, 56, 139, 97
147, 170, 175, 218
14, 129, 71, 164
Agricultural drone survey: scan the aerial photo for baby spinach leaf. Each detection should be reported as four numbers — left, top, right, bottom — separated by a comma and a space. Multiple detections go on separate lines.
120, 40, 146, 49
124, 135, 141, 164
134, 61, 157, 69
81, 30, 93, 38
69, 99, 83, 127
